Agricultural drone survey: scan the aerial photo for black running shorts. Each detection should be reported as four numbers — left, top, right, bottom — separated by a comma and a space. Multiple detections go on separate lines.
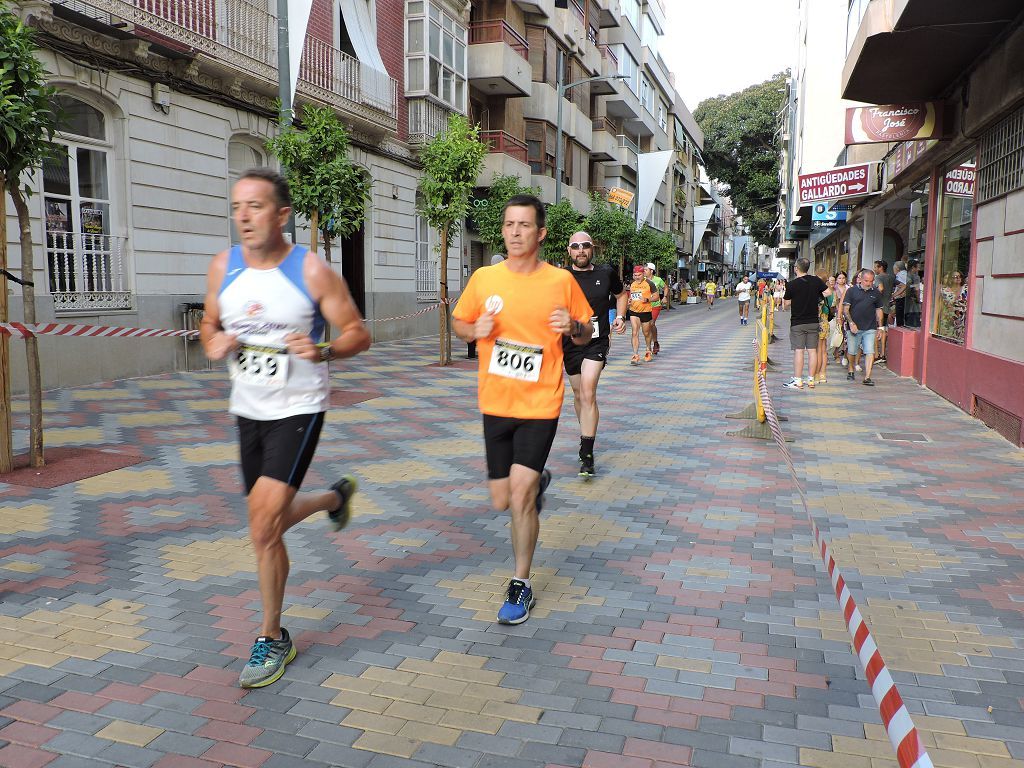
627, 310, 652, 323
563, 336, 610, 376
237, 412, 325, 495
482, 414, 559, 480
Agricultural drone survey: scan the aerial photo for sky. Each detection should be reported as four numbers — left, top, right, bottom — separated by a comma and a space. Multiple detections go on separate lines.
660, 0, 797, 113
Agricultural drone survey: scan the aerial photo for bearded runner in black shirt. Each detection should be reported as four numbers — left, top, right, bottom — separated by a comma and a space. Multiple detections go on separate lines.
563, 231, 628, 478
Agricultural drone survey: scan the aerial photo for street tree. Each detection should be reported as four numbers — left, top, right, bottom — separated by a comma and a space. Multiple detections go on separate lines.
584, 195, 635, 278
0, 5, 61, 470
470, 173, 538, 256
694, 71, 788, 245
626, 225, 676, 275
541, 198, 582, 265
418, 113, 486, 366
266, 105, 370, 262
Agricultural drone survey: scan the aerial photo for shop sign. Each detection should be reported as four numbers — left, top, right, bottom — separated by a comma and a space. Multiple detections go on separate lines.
845, 102, 947, 145
943, 163, 976, 199
607, 187, 635, 209
811, 202, 847, 229
885, 138, 940, 182
798, 163, 879, 205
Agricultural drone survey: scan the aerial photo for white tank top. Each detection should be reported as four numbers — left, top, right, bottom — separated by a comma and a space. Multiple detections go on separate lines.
218, 245, 329, 420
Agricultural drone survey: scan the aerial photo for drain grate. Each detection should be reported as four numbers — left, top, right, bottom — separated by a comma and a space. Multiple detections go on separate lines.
973, 395, 1023, 446
878, 432, 931, 442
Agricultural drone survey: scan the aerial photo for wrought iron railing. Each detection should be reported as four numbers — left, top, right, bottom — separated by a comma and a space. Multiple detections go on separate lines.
479, 130, 528, 164
46, 231, 132, 312
415, 257, 438, 301
468, 20, 529, 60
408, 98, 452, 145
55, 0, 397, 121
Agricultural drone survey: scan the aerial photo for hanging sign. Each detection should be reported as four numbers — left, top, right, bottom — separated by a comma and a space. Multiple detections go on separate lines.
845, 102, 948, 145
943, 163, 976, 199
798, 163, 879, 205
607, 187, 635, 209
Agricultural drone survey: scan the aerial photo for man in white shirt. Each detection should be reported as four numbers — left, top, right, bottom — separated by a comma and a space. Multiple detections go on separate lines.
736, 275, 753, 325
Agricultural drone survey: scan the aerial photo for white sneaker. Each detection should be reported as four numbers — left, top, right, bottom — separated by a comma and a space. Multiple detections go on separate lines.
855, 364, 862, 372
840, 357, 848, 367
783, 378, 803, 389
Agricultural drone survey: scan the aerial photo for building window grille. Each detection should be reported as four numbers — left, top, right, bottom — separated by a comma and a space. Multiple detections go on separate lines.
977, 103, 1024, 203
406, 0, 467, 113
43, 95, 131, 312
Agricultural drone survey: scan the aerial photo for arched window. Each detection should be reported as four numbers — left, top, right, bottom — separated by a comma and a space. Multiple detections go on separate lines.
227, 139, 267, 241
42, 94, 128, 311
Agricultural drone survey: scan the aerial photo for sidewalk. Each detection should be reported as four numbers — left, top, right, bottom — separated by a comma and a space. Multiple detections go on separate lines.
0, 301, 1021, 768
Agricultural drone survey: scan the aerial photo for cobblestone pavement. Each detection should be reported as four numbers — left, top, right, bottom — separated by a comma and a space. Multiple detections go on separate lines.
0, 301, 1022, 768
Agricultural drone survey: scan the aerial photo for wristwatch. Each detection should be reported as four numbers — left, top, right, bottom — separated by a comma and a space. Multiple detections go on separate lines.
317, 345, 335, 363
615, 315, 625, 322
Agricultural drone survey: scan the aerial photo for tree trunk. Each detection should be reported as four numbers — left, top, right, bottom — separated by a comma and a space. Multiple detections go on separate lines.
310, 209, 319, 257
11, 187, 43, 467
438, 227, 451, 366
0, 177, 12, 473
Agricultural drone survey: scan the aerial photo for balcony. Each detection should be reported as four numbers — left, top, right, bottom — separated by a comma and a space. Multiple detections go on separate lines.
842, 0, 1023, 102
468, 20, 532, 97
612, 134, 639, 176
39, 0, 399, 133
601, 77, 641, 122
591, 45, 620, 95
590, 116, 621, 161
511, 0, 552, 17
408, 98, 452, 146
46, 231, 132, 312
597, 0, 621, 28
477, 130, 531, 184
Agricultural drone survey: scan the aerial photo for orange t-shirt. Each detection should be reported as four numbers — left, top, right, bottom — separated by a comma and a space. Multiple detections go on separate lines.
453, 261, 593, 419
629, 279, 655, 313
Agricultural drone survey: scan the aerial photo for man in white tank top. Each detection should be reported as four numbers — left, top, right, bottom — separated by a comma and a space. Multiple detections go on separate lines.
200, 169, 371, 688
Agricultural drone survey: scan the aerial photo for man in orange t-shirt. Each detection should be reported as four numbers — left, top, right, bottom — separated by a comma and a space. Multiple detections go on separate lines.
453, 194, 593, 626
627, 265, 659, 364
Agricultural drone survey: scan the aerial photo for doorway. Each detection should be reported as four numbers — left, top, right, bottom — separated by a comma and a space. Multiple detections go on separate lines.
341, 224, 366, 317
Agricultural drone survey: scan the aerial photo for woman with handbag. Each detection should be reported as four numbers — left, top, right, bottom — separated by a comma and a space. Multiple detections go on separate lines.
832, 271, 850, 366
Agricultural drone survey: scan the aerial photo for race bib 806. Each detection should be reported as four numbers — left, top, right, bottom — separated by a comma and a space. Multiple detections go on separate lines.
488, 338, 542, 382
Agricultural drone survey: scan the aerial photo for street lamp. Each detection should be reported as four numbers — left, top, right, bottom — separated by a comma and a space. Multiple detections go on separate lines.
555, 56, 628, 204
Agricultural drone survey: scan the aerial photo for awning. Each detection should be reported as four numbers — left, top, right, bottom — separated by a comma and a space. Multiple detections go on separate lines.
340, 0, 393, 111
637, 150, 675, 225
692, 203, 718, 252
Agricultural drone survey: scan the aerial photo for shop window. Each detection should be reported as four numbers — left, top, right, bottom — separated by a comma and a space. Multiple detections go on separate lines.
931, 156, 976, 344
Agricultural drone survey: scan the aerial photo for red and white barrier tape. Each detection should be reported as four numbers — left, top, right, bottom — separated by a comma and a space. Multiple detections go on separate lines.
755, 369, 933, 768
0, 322, 198, 340
0, 304, 448, 340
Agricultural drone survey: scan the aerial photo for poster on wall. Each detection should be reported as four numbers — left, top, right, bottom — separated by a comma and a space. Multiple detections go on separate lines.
45, 200, 70, 232
81, 207, 105, 235
944, 163, 976, 199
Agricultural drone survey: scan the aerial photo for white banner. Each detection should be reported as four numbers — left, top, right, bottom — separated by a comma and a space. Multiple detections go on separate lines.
287, 0, 314, 107
636, 150, 675, 225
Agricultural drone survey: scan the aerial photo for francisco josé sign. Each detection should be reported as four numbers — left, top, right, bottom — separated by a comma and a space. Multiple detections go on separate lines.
845, 102, 947, 145
797, 163, 880, 205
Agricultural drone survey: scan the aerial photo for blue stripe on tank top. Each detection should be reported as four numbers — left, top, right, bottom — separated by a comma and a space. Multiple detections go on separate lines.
279, 245, 325, 342
286, 413, 321, 488
218, 246, 246, 295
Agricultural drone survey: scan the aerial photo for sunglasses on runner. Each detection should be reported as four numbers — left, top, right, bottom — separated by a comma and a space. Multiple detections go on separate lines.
568, 242, 593, 250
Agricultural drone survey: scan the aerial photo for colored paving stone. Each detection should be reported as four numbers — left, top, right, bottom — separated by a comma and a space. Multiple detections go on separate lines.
0, 303, 1022, 768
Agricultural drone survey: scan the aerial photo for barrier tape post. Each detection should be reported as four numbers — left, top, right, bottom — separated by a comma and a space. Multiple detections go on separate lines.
726, 317, 790, 439
756, 368, 933, 768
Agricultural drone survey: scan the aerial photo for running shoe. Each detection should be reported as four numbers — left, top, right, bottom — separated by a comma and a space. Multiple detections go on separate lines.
630, 354, 640, 365
841, 356, 848, 367
847, 371, 855, 381
578, 455, 595, 479
536, 468, 551, 514
497, 579, 536, 625
238, 628, 296, 688
862, 378, 875, 386
817, 375, 827, 384
644, 350, 652, 362
855, 364, 863, 372
807, 378, 815, 389
328, 476, 358, 532
653, 341, 660, 355
783, 378, 803, 389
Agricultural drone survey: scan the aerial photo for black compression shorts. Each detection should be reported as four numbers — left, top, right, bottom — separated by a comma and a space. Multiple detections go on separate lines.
482, 414, 559, 480
563, 336, 610, 376
627, 310, 653, 323
237, 412, 325, 495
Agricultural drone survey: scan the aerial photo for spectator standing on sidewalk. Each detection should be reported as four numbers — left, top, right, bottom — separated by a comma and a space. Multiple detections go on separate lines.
873, 260, 894, 363
782, 257, 831, 390
905, 259, 923, 328
844, 267, 883, 386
